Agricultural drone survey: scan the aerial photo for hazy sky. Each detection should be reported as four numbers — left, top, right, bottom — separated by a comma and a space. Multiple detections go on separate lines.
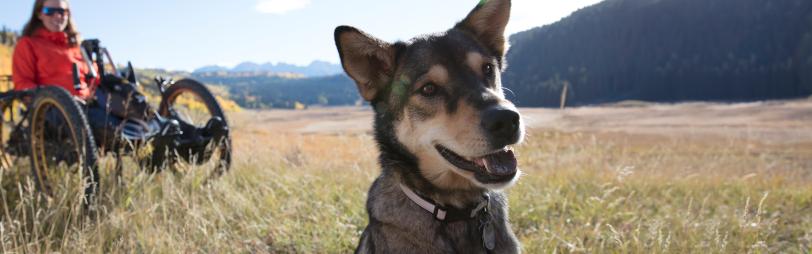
0, 0, 602, 71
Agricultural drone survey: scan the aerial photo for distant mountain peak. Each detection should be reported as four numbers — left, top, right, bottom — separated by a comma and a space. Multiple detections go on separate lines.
193, 60, 343, 77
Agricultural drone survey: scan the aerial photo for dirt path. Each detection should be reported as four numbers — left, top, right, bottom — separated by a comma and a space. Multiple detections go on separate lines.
522, 100, 812, 144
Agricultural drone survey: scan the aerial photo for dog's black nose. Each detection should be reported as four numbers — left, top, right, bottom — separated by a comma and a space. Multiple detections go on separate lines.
481, 106, 521, 148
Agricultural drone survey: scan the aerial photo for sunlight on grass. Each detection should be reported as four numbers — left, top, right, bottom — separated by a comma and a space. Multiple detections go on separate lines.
0, 111, 809, 252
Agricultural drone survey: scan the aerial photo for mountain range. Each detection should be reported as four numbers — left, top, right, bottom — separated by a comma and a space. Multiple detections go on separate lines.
5, 0, 812, 109
192, 0, 812, 109
194, 60, 344, 77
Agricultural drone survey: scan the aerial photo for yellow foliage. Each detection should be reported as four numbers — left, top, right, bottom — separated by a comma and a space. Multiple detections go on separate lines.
137, 86, 241, 113
172, 93, 209, 113
216, 95, 241, 112
294, 101, 306, 110
1, 45, 12, 92
1, 101, 25, 120
0, 45, 10, 76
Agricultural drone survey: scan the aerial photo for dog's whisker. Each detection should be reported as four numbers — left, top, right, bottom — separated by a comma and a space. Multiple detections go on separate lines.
502, 87, 516, 98
425, 169, 448, 182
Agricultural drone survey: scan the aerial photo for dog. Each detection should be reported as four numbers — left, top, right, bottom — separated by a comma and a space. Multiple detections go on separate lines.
334, 0, 523, 253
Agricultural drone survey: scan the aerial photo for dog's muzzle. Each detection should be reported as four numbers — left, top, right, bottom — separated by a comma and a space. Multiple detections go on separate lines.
480, 106, 521, 150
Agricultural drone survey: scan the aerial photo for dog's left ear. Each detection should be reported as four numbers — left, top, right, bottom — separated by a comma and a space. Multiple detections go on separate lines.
455, 0, 511, 58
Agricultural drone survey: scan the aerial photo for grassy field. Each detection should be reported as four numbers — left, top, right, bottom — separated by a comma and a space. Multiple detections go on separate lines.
0, 101, 811, 253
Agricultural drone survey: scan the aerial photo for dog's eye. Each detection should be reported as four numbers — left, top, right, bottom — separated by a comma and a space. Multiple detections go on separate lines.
483, 63, 495, 78
420, 83, 438, 97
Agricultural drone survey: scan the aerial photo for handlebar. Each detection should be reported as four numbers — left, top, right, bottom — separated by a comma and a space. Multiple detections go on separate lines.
79, 46, 97, 79
72, 63, 82, 91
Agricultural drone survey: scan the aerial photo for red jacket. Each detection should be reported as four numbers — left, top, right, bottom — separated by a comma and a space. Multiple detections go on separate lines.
12, 28, 97, 99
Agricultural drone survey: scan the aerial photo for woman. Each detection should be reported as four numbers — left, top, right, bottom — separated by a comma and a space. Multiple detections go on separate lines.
8, 0, 108, 154
12, 0, 96, 100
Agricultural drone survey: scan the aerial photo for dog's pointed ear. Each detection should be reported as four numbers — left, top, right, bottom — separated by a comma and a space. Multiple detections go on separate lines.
335, 26, 397, 102
455, 0, 511, 57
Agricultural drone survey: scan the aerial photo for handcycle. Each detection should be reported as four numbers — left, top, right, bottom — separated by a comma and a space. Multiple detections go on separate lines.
0, 39, 231, 206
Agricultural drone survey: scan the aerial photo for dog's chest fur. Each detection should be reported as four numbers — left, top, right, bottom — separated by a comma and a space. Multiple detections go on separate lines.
355, 170, 519, 254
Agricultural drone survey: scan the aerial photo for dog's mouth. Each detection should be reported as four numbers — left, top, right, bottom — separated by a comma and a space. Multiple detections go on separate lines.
435, 145, 517, 183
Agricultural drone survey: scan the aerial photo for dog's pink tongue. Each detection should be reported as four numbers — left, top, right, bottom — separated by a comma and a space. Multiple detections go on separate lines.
481, 150, 517, 176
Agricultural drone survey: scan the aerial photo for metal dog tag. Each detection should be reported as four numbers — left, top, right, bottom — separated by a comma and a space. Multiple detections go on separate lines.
479, 207, 495, 250
478, 194, 496, 251
482, 220, 496, 250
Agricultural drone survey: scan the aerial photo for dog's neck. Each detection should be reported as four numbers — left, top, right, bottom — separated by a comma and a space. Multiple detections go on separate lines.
393, 167, 485, 209
398, 182, 490, 222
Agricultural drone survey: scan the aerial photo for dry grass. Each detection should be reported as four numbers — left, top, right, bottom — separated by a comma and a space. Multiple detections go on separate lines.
511, 131, 812, 253
0, 106, 810, 253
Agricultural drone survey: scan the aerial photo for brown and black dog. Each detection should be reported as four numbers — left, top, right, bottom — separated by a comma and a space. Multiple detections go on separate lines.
334, 0, 523, 253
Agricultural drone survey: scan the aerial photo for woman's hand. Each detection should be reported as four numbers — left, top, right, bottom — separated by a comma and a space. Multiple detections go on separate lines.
73, 95, 86, 105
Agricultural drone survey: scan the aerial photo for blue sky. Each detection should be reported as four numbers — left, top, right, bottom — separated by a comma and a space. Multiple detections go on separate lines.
1, 0, 602, 71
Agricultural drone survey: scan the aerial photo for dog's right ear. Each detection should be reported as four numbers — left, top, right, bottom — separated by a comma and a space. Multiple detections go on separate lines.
335, 26, 397, 102
456, 0, 511, 59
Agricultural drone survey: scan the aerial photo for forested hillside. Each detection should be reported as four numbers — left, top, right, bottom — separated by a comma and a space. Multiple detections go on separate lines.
192, 73, 358, 109
504, 0, 812, 107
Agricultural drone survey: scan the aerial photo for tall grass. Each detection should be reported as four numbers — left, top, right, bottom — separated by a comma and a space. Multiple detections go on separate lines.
0, 111, 810, 253
510, 131, 811, 253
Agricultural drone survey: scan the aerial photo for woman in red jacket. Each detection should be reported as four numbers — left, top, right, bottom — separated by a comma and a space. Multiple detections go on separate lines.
13, 0, 96, 100
9, 0, 110, 152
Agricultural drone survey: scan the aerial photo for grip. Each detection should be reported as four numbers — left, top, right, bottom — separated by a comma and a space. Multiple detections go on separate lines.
72, 63, 82, 91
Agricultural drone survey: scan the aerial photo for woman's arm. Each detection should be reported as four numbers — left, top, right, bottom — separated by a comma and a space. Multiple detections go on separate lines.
12, 38, 37, 91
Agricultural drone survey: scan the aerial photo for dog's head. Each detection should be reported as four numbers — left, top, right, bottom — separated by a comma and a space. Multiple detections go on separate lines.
335, 0, 523, 191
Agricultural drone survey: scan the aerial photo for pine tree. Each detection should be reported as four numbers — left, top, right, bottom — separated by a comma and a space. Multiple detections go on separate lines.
1, 26, 7, 45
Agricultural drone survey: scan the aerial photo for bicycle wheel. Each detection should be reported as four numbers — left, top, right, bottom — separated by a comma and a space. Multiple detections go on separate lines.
158, 79, 231, 177
0, 98, 28, 170
28, 86, 99, 206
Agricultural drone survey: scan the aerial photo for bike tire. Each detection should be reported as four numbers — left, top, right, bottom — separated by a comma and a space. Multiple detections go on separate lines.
28, 86, 99, 206
158, 79, 231, 176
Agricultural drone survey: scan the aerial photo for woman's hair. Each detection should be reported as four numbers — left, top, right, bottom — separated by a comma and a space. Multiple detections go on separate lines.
22, 0, 80, 46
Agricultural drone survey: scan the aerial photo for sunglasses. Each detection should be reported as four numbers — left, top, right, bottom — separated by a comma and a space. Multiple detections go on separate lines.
42, 7, 69, 16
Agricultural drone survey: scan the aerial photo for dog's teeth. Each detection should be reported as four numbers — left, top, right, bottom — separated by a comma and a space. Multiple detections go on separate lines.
473, 158, 482, 166
473, 157, 489, 170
